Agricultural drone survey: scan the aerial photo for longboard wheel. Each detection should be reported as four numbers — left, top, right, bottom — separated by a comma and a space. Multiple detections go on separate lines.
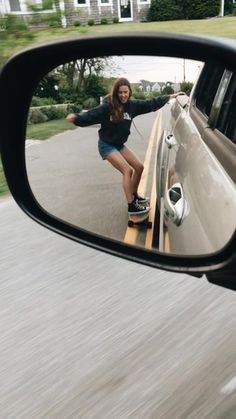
128, 219, 152, 228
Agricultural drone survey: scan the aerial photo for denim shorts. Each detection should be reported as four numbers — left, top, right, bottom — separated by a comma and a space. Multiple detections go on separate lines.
98, 140, 125, 160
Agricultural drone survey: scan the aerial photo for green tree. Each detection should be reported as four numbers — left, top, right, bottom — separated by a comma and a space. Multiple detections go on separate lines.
85, 75, 107, 104
175, 0, 197, 19
148, 0, 220, 21
132, 86, 146, 99
58, 57, 115, 102
185, 0, 220, 19
27, 0, 63, 27
148, 0, 182, 21
0, 14, 35, 70
34, 73, 61, 102
180, 81, 193, 95
224, 0, 234, 14
161, 82, 174, 95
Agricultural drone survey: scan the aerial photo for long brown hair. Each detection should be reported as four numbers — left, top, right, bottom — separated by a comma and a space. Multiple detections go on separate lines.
109, 77, 132, 123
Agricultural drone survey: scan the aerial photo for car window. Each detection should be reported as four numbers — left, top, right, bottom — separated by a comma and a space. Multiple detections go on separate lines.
191, 63, 236, 184
195, 63, 225, 117
215, 72, 236, 144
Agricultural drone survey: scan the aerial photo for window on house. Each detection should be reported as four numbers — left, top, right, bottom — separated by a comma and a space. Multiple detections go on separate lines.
9, 0, 21, 12
75, 0, 90, 5
98, 0, 112, 5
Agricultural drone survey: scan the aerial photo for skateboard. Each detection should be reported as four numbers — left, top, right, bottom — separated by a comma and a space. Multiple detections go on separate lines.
128, 212, 152, 229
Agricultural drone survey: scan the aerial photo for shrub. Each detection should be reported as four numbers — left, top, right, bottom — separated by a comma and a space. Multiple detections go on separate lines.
47, 12, 62, 28
41, 106, 67, 120
29, 10, 62, 28
112, 16, 118, 24
3, 14, 31, 38
83, 97, 98, 109
148, 0, 182, 21
100, 16, 108, 24
74, 20, 81, 27
31, 96, 56, 106
28, 109, 48, 124
148, 0, 220, 21
180, 81, 193, 96
184, 0, 220, 19
112, 16, 119, 23
132, 89, 146, 100
67, 103, 82, 113
42, 0, 53, 9
87, 19, 95, 26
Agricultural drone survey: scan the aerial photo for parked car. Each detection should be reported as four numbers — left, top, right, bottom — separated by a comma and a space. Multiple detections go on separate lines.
156, 61, 236, 256
0, 33, 236, 290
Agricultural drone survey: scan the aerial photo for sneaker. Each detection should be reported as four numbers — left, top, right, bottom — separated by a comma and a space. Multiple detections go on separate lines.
128, 200, 150, 215
133, 193, 150, 205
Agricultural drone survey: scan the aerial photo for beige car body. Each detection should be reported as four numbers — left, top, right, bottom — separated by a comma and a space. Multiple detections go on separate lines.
156, 64, 236, 256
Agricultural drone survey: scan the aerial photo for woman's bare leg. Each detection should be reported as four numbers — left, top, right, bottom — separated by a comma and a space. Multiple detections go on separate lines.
106, 151, 135, 203
120, 146, 144, 195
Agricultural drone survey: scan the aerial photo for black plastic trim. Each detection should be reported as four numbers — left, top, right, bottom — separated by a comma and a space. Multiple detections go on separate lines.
0, 33, 236, 280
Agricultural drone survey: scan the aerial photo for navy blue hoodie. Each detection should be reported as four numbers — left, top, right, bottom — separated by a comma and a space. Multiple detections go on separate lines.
74, 95, 170, 147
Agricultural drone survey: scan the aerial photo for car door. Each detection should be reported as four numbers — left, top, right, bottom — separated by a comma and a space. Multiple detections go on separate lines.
156, 63, 236, 256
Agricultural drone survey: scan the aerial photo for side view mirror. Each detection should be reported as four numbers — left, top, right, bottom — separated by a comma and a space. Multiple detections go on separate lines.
0, 33, 236, 290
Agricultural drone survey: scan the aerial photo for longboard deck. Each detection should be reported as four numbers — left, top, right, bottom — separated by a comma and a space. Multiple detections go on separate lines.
128, 213, 152, 229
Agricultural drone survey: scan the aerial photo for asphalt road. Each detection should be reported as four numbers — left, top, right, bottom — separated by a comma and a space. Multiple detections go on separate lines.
0, 196, 236, 418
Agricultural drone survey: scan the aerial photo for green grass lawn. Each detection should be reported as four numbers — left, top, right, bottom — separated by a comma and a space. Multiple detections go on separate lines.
0, 163, 8, 197
26, 118, 77, 141
1, 16, 236, 60
28, 16, 236, 44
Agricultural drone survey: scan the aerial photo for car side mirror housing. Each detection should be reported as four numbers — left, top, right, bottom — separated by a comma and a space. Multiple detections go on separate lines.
0, 33, 236, 291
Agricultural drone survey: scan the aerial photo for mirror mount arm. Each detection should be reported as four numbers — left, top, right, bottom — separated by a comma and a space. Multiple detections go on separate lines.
206, 249, 236, 290
206, 271, 236, 291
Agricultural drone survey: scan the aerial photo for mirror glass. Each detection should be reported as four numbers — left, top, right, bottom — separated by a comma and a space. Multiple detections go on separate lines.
25, 55, 236, 256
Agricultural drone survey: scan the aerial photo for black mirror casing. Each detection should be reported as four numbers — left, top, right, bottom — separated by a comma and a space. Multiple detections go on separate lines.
0, 33, 236, 290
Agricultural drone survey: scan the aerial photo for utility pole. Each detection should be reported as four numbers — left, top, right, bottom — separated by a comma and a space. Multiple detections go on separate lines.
219, 0, 225, 17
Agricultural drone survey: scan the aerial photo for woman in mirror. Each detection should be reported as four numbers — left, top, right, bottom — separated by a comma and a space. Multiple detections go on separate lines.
66, 77, 184, 217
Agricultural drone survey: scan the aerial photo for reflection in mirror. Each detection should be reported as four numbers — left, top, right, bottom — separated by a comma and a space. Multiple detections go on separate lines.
25, 55, 236, 256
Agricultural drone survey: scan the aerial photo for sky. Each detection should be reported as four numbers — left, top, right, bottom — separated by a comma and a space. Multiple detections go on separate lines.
106, 55, 204, 84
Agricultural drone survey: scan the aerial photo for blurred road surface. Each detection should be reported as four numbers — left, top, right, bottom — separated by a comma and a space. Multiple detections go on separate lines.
0, 197, 236, 418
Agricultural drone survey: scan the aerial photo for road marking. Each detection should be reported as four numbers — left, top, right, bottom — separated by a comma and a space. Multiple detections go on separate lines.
124, 112, 162, 246
158, 198, 165, 252
163, 170, 171, 253
220, 377, 236, 395
145, 113, 163, 249
163, 229, 170, 253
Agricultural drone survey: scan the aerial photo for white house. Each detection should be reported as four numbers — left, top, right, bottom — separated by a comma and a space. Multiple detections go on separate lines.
0, 0, 151, 24
2, 0, 235, 27
138, 80, 181, 94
